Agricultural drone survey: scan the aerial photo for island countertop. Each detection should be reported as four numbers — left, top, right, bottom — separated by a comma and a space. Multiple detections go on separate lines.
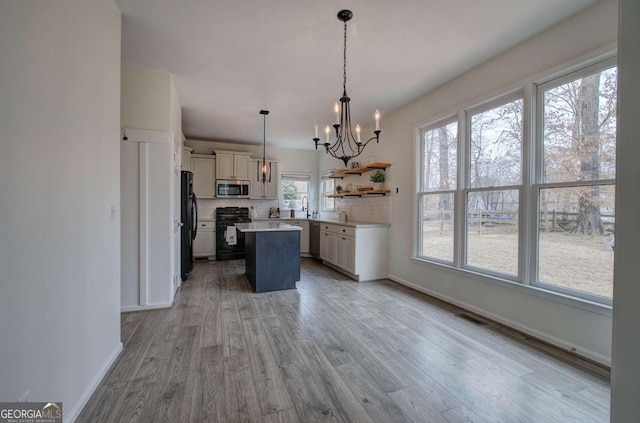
235, 222, 302, 232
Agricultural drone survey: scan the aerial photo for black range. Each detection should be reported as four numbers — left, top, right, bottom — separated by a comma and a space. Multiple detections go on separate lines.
216, 207, 251, 260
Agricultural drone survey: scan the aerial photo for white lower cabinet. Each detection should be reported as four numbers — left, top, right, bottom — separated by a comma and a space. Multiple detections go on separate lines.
193, 221, 215, 258
319, 222, 388, 281
336, 235, 355, 274
289, 220, 310, 255
320, 231, 337, 263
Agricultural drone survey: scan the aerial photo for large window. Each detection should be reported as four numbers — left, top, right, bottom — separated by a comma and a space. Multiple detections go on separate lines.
466, 96, 523, 277
281, 174, 310, 211
536, 63, 617, 300
419, 120, 457, 263
416, 57, 617, 304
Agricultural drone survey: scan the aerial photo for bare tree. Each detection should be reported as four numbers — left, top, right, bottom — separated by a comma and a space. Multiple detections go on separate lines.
437, 127, 451, 213
575, 73, 604, 235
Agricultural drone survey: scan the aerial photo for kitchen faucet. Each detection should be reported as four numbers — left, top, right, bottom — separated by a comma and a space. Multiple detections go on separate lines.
301, 196, 310, 219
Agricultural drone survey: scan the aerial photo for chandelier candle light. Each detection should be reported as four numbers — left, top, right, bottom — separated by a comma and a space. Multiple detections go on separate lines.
258, 110, 271, 185
313, 9, 381, 168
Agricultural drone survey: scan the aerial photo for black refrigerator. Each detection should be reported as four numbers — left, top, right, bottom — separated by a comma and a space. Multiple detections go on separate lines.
181, 171, 198, 281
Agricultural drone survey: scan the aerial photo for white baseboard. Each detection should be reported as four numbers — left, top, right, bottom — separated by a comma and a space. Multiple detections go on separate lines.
65, 342, 123, 423
121, 302, 173, 313
323, 262, 360, 282
387, 274, 611, 367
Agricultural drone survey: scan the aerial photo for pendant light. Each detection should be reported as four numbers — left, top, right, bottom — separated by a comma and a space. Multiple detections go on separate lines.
258, 110, 271, 184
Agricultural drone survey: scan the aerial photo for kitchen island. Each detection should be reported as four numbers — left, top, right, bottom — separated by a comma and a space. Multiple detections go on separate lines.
235, 222, 302, 293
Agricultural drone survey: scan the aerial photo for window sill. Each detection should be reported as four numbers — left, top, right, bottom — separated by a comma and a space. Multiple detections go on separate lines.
409, 256, 612, 317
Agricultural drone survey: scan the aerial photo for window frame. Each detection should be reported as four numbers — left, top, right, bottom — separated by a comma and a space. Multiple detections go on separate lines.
413, 54, 616, 307
280, 173, 311, 211
320, 173, 336, 212
463, 92, 525, 280
531, 58, 617, 305
417, 116, 459, 265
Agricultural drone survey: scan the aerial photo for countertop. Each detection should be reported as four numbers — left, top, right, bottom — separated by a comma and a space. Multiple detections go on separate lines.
252, 217, 390, 228
235, 222, 302, 232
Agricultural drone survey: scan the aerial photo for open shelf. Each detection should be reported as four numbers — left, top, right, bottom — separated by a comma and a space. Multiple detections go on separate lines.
328, 162, 391, 179
327, 189, 391, 198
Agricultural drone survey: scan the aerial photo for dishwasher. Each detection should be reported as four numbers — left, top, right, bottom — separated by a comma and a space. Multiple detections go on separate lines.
310, 221, 321, 259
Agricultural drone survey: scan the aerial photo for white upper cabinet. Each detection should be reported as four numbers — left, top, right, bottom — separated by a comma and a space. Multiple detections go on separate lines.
215, 153, 233, 179
215, 152, 251, 180
191, 155, 216, 198
234, 155, 250, 179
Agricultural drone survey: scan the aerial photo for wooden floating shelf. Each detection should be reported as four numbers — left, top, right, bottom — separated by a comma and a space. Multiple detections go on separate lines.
328, 162, 391, 179
327, 189, 391, 198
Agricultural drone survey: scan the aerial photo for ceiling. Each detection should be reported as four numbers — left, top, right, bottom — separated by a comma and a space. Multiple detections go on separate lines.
115, 0, 599, 150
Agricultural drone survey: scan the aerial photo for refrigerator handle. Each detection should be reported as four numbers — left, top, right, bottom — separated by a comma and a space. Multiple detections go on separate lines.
192, 193, 198, 240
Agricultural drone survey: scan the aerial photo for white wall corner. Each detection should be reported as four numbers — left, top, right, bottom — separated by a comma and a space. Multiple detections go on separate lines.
64, 342, 123, 423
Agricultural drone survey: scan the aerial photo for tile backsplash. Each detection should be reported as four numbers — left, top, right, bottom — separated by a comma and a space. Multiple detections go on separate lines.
324, 196, 391, 224
198, 195, 391, 224
197, 199, 278, 220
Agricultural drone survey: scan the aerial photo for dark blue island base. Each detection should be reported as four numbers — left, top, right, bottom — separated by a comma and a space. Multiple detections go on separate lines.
244, 230, 300, 293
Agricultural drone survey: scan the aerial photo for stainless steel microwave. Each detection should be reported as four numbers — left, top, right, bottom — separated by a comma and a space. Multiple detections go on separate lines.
216, 180, 250, 198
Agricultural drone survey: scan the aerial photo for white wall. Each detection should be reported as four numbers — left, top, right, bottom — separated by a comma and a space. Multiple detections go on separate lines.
120, 67, 180, 309
186, 139, 319, 218
610, 0, 640, 419
121, 141, 140, 305
0, 1, 122, 421
362, 0, 618, 364
121, 65, 172, 131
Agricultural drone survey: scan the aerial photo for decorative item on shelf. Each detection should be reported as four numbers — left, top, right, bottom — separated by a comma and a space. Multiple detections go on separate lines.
312, 10, 381, 168
370, 169, 386, 191
335, 184, 343, 193
257, 110, 272, 185
350, 161, 360, 169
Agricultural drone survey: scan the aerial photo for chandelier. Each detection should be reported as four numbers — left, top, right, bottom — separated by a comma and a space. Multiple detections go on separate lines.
258, 110, 271, 184
313, 9, 381, 168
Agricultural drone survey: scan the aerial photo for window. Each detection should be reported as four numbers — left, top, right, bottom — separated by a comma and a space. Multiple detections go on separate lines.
418, 119, 457, 263
536, 63, 617, 300
321, 176, 336, 211
281, 174, 310, 211
466, 96, 523, 277
415, 57, 617, 304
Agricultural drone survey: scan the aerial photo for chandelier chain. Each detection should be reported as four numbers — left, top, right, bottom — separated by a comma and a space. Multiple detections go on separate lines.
343, 20, 347, 94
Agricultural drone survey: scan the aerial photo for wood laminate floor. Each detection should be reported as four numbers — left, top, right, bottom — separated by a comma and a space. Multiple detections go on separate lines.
78, 259, 610, 422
